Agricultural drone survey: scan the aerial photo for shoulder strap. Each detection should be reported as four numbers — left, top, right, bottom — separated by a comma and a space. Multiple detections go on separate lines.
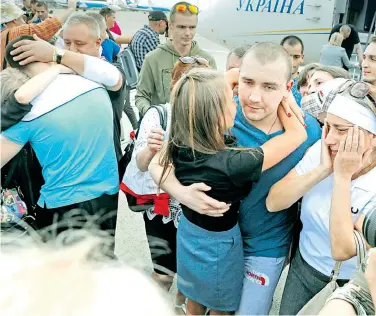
330, 261, 342, 282
134, 105, 168, 140
2, 31, 10, 70
354, 230, 367, 268
150, 104, 168, 131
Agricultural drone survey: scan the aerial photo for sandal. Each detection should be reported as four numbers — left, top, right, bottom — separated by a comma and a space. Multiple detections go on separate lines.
174, 302, 187, 315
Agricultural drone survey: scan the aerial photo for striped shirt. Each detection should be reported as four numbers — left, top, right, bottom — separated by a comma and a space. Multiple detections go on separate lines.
1, 17, 61, 69
130, 25, 160, 71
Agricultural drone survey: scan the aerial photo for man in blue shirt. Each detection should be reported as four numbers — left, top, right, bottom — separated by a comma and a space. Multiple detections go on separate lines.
281, 35, 305, 106
151, 42, 321, 314
1, 36, 119, 254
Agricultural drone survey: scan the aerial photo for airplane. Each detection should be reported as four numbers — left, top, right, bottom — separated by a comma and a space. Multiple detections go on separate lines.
54, 0, 174, 11
122, 0, 171, 12
196, 0, 376, 63
54, 0, 376, 63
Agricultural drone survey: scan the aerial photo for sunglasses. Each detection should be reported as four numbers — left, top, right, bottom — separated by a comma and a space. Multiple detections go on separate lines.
338, 80, 376, 104
180, 56, 208, 64
175, 3, 199, 14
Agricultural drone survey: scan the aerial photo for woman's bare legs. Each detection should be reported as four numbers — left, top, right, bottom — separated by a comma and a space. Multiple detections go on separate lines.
186, 299, 206, 315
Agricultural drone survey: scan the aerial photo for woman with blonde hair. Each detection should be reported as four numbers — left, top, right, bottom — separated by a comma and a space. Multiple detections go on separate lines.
320, 32, 359, 69
150, 67, 307, 315
121, 56, 210, 312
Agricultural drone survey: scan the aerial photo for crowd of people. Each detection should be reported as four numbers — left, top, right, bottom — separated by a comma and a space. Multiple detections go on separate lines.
1, 0, 376, 315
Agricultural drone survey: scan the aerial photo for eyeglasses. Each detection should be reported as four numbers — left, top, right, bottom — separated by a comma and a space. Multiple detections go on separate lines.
179, 56, 208, 64
175, 3, 199, 14
337, 80, 376, 106
338, 80, 370, 98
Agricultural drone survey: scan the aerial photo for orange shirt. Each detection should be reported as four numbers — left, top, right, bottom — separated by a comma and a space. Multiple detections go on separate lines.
1, 17, 61, 69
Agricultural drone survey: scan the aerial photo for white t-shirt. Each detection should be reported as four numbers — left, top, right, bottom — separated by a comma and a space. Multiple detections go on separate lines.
123, 104, 171, 195
296, 140, 376, 280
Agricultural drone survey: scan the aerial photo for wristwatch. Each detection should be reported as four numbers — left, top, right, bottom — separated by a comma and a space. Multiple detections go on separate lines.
55, 48, 66, 64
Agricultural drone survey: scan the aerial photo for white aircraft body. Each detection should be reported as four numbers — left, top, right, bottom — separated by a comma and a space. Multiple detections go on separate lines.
55, 0, 375, 63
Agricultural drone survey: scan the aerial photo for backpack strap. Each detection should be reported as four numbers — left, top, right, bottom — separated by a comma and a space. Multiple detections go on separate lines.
151, 104, 168, 131
134, 104, 168, 140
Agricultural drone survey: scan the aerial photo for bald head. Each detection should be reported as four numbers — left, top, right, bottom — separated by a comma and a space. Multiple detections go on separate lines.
241, 42, 292, 82
340, 25, 351, 39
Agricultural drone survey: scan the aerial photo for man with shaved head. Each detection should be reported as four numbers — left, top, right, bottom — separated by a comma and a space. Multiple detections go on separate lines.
226, 44, 252, 96
149, 42, 322, 314
329, 23, 363, 66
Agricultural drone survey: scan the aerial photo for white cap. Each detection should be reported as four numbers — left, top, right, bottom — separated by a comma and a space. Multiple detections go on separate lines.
1, 2, 25, 24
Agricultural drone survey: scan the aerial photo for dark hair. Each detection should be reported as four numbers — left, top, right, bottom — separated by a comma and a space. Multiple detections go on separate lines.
35, 1, 48, 9
170, 1, 197, 23
99, 7, 115, 18
30, 0, 38, 5
5, 35, 35, 69
280, 35, 304, 54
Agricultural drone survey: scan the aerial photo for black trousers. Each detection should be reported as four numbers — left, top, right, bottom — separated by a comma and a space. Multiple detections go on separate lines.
34, 193, 119, 257
143, 212, 177, 275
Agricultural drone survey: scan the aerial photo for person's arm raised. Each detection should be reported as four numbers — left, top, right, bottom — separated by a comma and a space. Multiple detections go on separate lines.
330, 127, 372, 260
148, 148, 230, 217
114, 34, 133, 45
53, 0, 77, 25
266, 121, 333, 212
26, 0, 77, 38
10, 36, 122, 92
260, 99, 307, 172
14, 65, 75, 104
225, 68, 305, 126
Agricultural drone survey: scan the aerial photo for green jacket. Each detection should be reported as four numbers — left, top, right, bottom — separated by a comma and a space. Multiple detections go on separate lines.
135, 40, 217, 116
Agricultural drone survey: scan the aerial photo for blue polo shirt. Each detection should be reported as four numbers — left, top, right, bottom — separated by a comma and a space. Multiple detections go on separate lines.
232, 97, 321, 258
292, 76, 302, 106
2, 88, 119, 208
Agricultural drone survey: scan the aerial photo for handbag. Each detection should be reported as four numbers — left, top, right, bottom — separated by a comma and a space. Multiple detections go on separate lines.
298, 230, 366, 315
1, 149, 38, 238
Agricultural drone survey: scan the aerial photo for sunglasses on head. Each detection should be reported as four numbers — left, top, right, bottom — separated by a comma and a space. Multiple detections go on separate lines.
180, 56, 208, 64
175, 3, 199, 14
338, 80, 375, 103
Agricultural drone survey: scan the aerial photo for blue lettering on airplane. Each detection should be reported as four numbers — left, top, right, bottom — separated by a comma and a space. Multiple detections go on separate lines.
237, 0, 304, 15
